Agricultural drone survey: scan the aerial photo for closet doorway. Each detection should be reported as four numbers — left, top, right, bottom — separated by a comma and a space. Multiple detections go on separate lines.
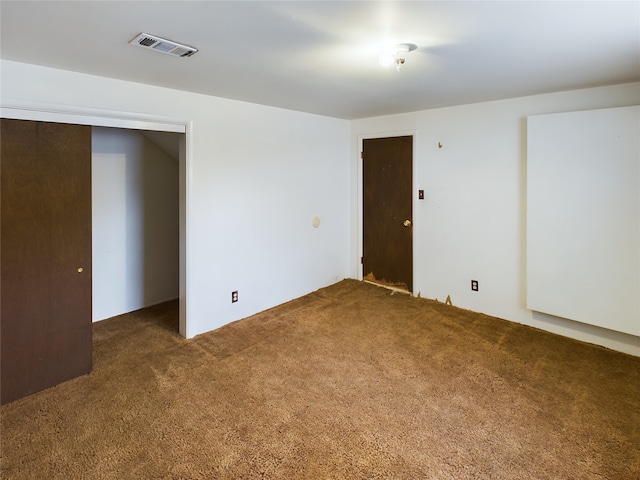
0, 107, 189, 403
92, 127, 181, 324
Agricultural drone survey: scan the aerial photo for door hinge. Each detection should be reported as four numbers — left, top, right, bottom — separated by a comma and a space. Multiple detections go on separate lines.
361, 256, 364, 264
360, 151, 364, 159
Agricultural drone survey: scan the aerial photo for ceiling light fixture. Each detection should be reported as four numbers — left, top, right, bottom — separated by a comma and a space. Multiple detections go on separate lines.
379, 43, 417, 71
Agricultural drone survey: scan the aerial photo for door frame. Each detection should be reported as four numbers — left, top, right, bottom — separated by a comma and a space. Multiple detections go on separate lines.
0, 100, 192, 338
357, 130, 417, 293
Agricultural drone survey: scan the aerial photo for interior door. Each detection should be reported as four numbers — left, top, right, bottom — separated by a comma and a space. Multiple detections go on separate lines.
1, 118, 93, 404
362, 136, 413, 292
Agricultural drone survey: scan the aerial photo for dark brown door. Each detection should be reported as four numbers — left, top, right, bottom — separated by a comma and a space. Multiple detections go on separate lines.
362, 136, 413, 292
1, 119, 92, 404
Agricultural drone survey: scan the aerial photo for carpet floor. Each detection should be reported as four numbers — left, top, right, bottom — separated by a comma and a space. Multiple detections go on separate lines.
1, 279, 639, 479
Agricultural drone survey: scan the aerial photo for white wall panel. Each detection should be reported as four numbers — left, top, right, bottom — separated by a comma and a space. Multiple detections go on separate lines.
527, 106, 639, 336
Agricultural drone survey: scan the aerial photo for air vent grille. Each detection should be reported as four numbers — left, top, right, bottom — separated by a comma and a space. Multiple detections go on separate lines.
138, 36, 156, 47
129, 33, 198, 58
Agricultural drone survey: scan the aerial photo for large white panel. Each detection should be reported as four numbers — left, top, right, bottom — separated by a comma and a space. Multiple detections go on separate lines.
527, 106, 640, 335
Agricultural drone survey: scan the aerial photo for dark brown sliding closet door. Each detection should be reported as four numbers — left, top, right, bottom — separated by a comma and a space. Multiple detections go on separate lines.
1, 118, 92, 404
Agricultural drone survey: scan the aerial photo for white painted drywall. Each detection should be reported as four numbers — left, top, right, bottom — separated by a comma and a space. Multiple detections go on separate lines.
350, 83, 640, 355
92, 127, 180, 321
527, 106, 639, 336
0, 60, 350, 339
2, 59, 638, 355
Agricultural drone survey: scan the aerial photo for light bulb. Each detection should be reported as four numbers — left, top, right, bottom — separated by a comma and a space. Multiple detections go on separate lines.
378, 51, 396, 67
378, 43, 418, 69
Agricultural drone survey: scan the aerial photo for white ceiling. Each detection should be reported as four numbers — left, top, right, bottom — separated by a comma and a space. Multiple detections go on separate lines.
1, 1, 638, 120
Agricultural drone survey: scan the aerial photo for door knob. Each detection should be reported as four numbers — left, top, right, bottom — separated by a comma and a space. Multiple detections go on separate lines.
403, 219, 412, 227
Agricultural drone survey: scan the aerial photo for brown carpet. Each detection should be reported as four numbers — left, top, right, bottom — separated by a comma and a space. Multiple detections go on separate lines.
1, 279, 639, 479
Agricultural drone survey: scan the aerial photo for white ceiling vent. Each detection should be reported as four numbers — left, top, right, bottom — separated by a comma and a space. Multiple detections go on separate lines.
129, 33, 198, 58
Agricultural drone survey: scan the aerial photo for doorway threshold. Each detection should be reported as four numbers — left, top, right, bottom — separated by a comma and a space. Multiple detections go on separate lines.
363, 280, 412, 296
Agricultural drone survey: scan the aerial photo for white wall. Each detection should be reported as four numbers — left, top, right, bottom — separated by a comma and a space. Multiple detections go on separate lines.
92, 127, 180, 322
350, 83, 640, 356
3, 58, 638, 355
1, 60, 351, 339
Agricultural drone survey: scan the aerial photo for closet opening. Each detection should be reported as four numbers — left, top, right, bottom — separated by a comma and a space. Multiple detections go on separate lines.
92, 127, 182, 332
